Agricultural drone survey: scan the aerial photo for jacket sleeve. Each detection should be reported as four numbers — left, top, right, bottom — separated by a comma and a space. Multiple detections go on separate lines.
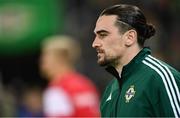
151, 73, 180, 117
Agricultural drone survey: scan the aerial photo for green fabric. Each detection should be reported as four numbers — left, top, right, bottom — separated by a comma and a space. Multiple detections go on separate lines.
100, 48, 180, 117
0, 0, 65, 55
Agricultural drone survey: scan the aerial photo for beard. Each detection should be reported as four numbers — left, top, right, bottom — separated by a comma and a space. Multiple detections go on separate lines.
98, 60, 111, 66
97, 53, 117, 67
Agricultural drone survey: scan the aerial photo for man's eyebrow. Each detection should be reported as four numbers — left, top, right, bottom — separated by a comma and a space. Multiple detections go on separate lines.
95, 30, 109, 34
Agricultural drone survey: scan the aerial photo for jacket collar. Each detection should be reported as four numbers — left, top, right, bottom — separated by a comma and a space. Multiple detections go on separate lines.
105, 47, 151, 79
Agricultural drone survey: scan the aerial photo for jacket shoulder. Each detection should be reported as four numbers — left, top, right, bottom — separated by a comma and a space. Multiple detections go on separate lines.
141, 55, 180, 95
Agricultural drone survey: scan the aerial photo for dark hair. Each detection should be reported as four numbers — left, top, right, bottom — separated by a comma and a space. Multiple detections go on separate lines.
100, 4, 156, 46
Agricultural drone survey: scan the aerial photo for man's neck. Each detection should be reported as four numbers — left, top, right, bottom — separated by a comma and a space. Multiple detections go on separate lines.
115, 46, 142, 74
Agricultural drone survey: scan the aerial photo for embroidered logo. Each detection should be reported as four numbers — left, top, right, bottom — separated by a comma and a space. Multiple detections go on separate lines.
106, 93, 112, 102
125, 85, 136, 103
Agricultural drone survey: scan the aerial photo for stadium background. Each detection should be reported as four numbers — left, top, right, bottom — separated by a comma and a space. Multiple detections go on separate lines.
0, 0, 180, 116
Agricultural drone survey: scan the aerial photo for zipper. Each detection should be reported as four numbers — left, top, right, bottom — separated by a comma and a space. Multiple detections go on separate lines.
115, 77, 123, 117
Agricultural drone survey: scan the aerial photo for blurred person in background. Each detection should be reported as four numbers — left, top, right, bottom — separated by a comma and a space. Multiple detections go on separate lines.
40, 35, 100, 117
0, 73, 16, 117
92, 4, 180, 117
16, 86, 43, 117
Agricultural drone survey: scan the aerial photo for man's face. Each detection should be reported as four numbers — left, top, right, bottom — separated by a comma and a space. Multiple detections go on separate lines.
92, 15, 127, 66
40, 48, 57, 79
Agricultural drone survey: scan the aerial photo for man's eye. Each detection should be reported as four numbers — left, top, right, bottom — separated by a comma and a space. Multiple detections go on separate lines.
99, 33, 107, 38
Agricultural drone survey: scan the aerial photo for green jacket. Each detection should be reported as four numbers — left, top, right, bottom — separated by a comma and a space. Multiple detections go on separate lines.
100, 48, 180, 117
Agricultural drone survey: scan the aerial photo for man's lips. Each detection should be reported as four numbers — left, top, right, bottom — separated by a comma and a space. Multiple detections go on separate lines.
97, 50, 104, 59
96, 49, 104, 53
95, 48, 104, 59
97, 53, 102, 59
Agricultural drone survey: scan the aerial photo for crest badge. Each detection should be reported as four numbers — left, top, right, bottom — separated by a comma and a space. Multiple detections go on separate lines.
125, 85, 136, 103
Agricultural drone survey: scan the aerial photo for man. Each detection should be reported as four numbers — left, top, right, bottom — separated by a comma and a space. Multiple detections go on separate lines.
40, 35, 100, 117
92, 4, 180, 117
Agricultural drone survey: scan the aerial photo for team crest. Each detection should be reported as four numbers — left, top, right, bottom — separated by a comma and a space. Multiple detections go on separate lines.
125, 85, 136, 103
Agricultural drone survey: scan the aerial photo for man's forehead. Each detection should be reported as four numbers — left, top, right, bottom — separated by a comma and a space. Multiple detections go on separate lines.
94, 15, 117, 33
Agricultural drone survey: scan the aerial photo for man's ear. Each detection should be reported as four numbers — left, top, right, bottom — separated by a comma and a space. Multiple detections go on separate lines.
124, 29, 137, 47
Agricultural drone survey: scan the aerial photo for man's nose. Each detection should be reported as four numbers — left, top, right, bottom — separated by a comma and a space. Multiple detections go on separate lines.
92, 37, 100, 48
